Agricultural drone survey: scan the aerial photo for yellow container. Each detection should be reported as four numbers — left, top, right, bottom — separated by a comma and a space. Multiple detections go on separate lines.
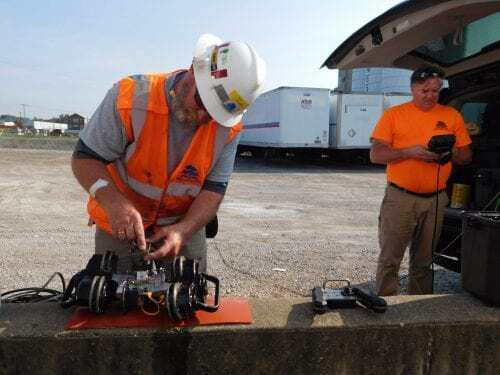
450, 183, 471, 209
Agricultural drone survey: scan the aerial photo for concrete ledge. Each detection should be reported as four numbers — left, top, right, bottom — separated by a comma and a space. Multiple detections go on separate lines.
1, 294, 499, 374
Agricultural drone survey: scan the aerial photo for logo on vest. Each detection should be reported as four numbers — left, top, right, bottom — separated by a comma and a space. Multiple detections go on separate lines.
179, 165, 199, 182
435, 121, 448, 130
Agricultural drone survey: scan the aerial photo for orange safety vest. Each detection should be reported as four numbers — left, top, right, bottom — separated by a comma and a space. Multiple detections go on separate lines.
87, 71, 242, 233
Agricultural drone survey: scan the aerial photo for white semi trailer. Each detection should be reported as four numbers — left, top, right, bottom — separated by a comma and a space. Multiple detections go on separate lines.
240, 87, 331, 150
240, 86, 411, 158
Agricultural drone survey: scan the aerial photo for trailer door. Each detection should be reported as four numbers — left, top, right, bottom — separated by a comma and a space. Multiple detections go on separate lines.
337, 94, 383, 149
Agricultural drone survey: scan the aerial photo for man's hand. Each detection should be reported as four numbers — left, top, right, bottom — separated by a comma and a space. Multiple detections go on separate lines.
141, 189, 224, 261
402, 145, 440, 161
437, 151, 452, 165
144, 223, 190, 261
101, 196, 146, 250
71, 157, 147, 250
370, 140, 439, 164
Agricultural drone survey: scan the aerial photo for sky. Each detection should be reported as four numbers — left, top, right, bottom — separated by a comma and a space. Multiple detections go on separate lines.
0, 0, 403, 120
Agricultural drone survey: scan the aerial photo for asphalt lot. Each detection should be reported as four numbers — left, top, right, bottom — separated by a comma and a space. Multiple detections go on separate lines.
0, 147, 461, 298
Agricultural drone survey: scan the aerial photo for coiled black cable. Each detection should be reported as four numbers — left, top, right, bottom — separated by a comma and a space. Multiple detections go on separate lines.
1, 272, 66, 303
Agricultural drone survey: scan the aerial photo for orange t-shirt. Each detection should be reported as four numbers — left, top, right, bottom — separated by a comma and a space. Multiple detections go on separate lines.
371, 102, 471, 193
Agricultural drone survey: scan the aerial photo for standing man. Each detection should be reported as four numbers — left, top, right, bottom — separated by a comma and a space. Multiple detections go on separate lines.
370, 66, 472, 296
72, 34, 266, 272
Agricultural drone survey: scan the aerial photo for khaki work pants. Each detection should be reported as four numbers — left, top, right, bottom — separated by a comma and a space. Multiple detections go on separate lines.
375, 185, 449, 296
95, 227, 207, 273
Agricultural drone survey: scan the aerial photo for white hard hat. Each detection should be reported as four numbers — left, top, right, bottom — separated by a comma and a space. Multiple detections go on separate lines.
193, 34, 267, 127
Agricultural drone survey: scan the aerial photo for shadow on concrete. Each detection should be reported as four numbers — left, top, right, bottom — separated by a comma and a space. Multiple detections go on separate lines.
300, 267, 470, 323
234, 156, 386, 175
287, 291, 498, 329
286, 301, 315, 328
345, 267, 464, 296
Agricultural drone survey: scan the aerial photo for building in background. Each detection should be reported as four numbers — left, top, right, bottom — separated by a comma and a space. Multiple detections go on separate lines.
34, 121, 68, 136
67, 113, 85, 131
338, 68, 412, 93
0, 121, 24, 135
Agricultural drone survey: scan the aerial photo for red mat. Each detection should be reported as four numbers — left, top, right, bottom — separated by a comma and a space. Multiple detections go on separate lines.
65, 298, 252, 330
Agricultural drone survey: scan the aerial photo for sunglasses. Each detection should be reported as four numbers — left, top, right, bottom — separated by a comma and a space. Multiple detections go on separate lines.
418, 71, 444, 79
194, 89, 207, 112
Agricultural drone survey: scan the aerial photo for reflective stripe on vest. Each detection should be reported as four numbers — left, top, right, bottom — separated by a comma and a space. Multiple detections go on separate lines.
87, 71, 241, 233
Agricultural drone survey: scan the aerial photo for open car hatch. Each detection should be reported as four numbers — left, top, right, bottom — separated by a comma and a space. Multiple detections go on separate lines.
322, 0, 500, 78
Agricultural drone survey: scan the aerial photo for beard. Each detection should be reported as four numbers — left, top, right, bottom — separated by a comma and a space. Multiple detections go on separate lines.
173, 107, 198, 127
170, 85, 200, 127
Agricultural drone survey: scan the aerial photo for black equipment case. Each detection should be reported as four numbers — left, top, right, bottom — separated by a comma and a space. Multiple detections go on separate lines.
461, 212, 500, 306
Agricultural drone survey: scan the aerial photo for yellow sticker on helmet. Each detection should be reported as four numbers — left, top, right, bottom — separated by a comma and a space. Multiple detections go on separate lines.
210, 48, 218, 72
229, 90, 249, 110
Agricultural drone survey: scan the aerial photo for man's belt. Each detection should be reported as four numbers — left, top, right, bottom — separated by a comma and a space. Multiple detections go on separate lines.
389, 182, 445, 198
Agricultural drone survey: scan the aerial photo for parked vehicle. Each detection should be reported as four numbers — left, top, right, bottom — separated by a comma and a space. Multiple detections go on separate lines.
330, 91, 411, 149
240, 87, 331, 153
322, 0, 500, 274
240, 86, 411, 158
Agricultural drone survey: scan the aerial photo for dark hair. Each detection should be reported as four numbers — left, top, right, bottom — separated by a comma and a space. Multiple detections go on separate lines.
410, 66, 445, 85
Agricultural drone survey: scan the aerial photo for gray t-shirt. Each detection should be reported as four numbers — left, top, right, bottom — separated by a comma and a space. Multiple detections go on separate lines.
79, 73, 240, 186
